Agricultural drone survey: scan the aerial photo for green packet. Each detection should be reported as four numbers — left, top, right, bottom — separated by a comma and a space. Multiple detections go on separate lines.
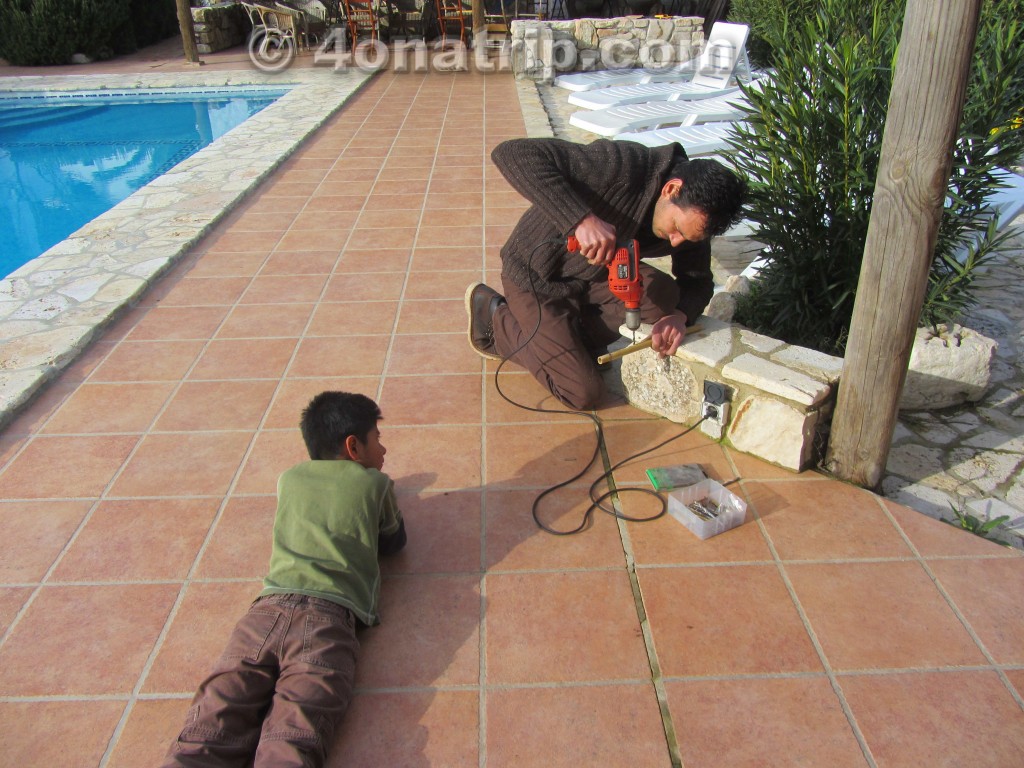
645, 463, 707, 492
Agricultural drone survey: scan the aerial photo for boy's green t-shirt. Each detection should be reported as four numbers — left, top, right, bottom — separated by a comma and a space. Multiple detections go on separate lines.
260, 460, 403, 626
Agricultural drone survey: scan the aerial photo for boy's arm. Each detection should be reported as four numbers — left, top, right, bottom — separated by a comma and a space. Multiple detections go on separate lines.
377, 478, 406, 557
378, 518, 407, 556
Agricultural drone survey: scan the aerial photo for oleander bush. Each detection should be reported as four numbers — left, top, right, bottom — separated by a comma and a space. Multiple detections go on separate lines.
0, 0, 177, 66
727, 0, 1024, 355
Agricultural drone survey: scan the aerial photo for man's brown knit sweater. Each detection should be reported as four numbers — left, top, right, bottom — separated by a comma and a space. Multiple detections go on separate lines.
490, 137, 714, 324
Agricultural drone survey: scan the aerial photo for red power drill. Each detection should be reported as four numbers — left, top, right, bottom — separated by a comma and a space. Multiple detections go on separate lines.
567, 236, 643, 332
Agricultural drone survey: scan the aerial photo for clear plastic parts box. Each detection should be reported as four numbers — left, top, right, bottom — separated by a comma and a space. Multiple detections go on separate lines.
668, 479, 747, 540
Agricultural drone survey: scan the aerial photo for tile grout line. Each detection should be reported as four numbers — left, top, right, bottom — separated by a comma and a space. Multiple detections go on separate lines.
750, 497, 880, 768
873, 495, 1024, 711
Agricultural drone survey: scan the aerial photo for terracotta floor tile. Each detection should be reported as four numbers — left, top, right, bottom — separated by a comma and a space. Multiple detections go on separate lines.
260, 250, 340, 275
0, 500, 91, 581
410, 246, 487, 271
233, 429, 309, 495
424, 192, 483, 210
306, 300, 399, 336
41, 382, 174, 434
0, 584, 178, 695
483, 370, 588, 423
335, 248, 413, 274
329, 690, 479, 768
239, 274, 329, 304
667, 677, 867, 768
396, 298, 466, 334
0, 435, 138, 499
623, 491, 773, 565
385, 332, 481, 375
638, 565, 821, 677
486, 570, 649, 684
90, 340, 205, 382
929, 557, 1024, 664
484, 488, 627, 571
143, 580, 261, 694
379, 374, 482, 425
0, 701, 127, 768
323, 272, 407, 303
203, 229, 282, 254
403, 270, 480, 302
195, 495, 275, 579
306, 194, 372, 212
152, 276, 251, 306
356, 574, 480, 688
263, 377, 381, 429
484, 421, 617, 490
486, 684, 670, 768
288, 335, 390, 378
383, 424, 482, 491
840, 671, 1024, 767
291, 210, 359, 232
748, 479, 914, 560
357, 209, 423, 230
154, 380, 277, 432
108, 698, 191, 768
347, 227, 417, 251
786, 561, 986, 671
109, 431, 252, 498
277, 227, 352, 252
125, 305, 230, 341
602, 419, 736, 487
188, 337, 298, 380
1005, 668, 1024, 700
383, 489, 482, 575
52, 498, 218, 582
725, 444, 808, 480
182, 251, 270, 278
215, 302, 315, 339
883, 499, 1019, 558
0, 587, 32, 635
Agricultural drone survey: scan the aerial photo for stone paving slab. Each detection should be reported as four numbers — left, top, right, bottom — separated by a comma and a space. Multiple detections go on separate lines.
0, 67, 375, 425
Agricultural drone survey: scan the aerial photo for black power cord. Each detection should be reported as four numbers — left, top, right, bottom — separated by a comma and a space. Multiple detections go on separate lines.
489, 239, 711, 536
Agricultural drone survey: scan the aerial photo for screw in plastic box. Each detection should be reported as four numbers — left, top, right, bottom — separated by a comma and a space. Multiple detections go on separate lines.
667, 479, 747, 540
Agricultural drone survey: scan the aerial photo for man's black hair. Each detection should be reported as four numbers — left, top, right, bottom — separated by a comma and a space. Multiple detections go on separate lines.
666, 156, 748, 238
300, 391, 382, 460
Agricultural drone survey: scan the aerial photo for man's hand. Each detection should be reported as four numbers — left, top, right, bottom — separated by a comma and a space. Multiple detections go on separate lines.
573, 213, 617, 266
650, 313, 689, 357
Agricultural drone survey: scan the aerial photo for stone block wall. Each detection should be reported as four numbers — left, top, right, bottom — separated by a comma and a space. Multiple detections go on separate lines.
614, 317, 844, 471
192, 3, 250, 54
510, 16, 703, 81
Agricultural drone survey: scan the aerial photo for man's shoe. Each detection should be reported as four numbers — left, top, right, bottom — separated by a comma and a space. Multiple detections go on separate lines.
465, 282, 506, 360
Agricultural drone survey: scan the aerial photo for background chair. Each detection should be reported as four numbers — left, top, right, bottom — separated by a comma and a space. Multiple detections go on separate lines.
434, 0, 472, 44
388, 0, 425, 39
344, 0, 381, 42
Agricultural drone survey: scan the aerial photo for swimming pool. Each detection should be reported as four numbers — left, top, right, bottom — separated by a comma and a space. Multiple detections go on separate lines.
0, 86, 289, 277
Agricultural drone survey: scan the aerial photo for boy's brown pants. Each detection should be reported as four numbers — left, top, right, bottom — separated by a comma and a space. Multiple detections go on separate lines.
161, 593, 358, 768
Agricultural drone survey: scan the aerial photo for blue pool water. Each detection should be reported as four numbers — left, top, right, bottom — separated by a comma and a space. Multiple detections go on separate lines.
0, 86, 289, 278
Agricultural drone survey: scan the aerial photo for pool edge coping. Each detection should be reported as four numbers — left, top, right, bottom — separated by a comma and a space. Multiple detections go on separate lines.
0, 67, 377, 429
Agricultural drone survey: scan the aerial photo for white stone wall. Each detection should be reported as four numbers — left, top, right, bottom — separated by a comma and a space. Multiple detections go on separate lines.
510, 16, 704, 81
615, 317, 843, 472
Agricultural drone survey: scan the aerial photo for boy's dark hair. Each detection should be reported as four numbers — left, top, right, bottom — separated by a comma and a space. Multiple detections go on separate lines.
666, 156, 748, 238
300, 391, 382, 460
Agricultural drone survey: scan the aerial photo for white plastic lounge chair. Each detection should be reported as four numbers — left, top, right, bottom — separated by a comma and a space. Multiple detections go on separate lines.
568, 70, 765, 110
611, 121, 738, 154
553, 21, 751, 94
569, 90, 750, 138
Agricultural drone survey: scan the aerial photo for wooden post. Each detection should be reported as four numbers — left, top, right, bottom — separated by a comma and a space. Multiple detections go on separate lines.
825, 0, 982, 488
472, 0, 484, 48
175, 0, 202, 64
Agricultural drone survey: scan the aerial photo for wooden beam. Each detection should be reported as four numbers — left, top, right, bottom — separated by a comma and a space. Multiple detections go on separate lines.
825, 0, 982, 488
175, 0, 201, 64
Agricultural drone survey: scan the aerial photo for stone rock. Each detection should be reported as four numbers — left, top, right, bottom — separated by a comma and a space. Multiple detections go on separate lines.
728, 396, 819, 471
70, 53, 93, 65
724, 274, 751, 295
705, 291, 737, 322
620, 350, 701, 424
899, 324, 997, 411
